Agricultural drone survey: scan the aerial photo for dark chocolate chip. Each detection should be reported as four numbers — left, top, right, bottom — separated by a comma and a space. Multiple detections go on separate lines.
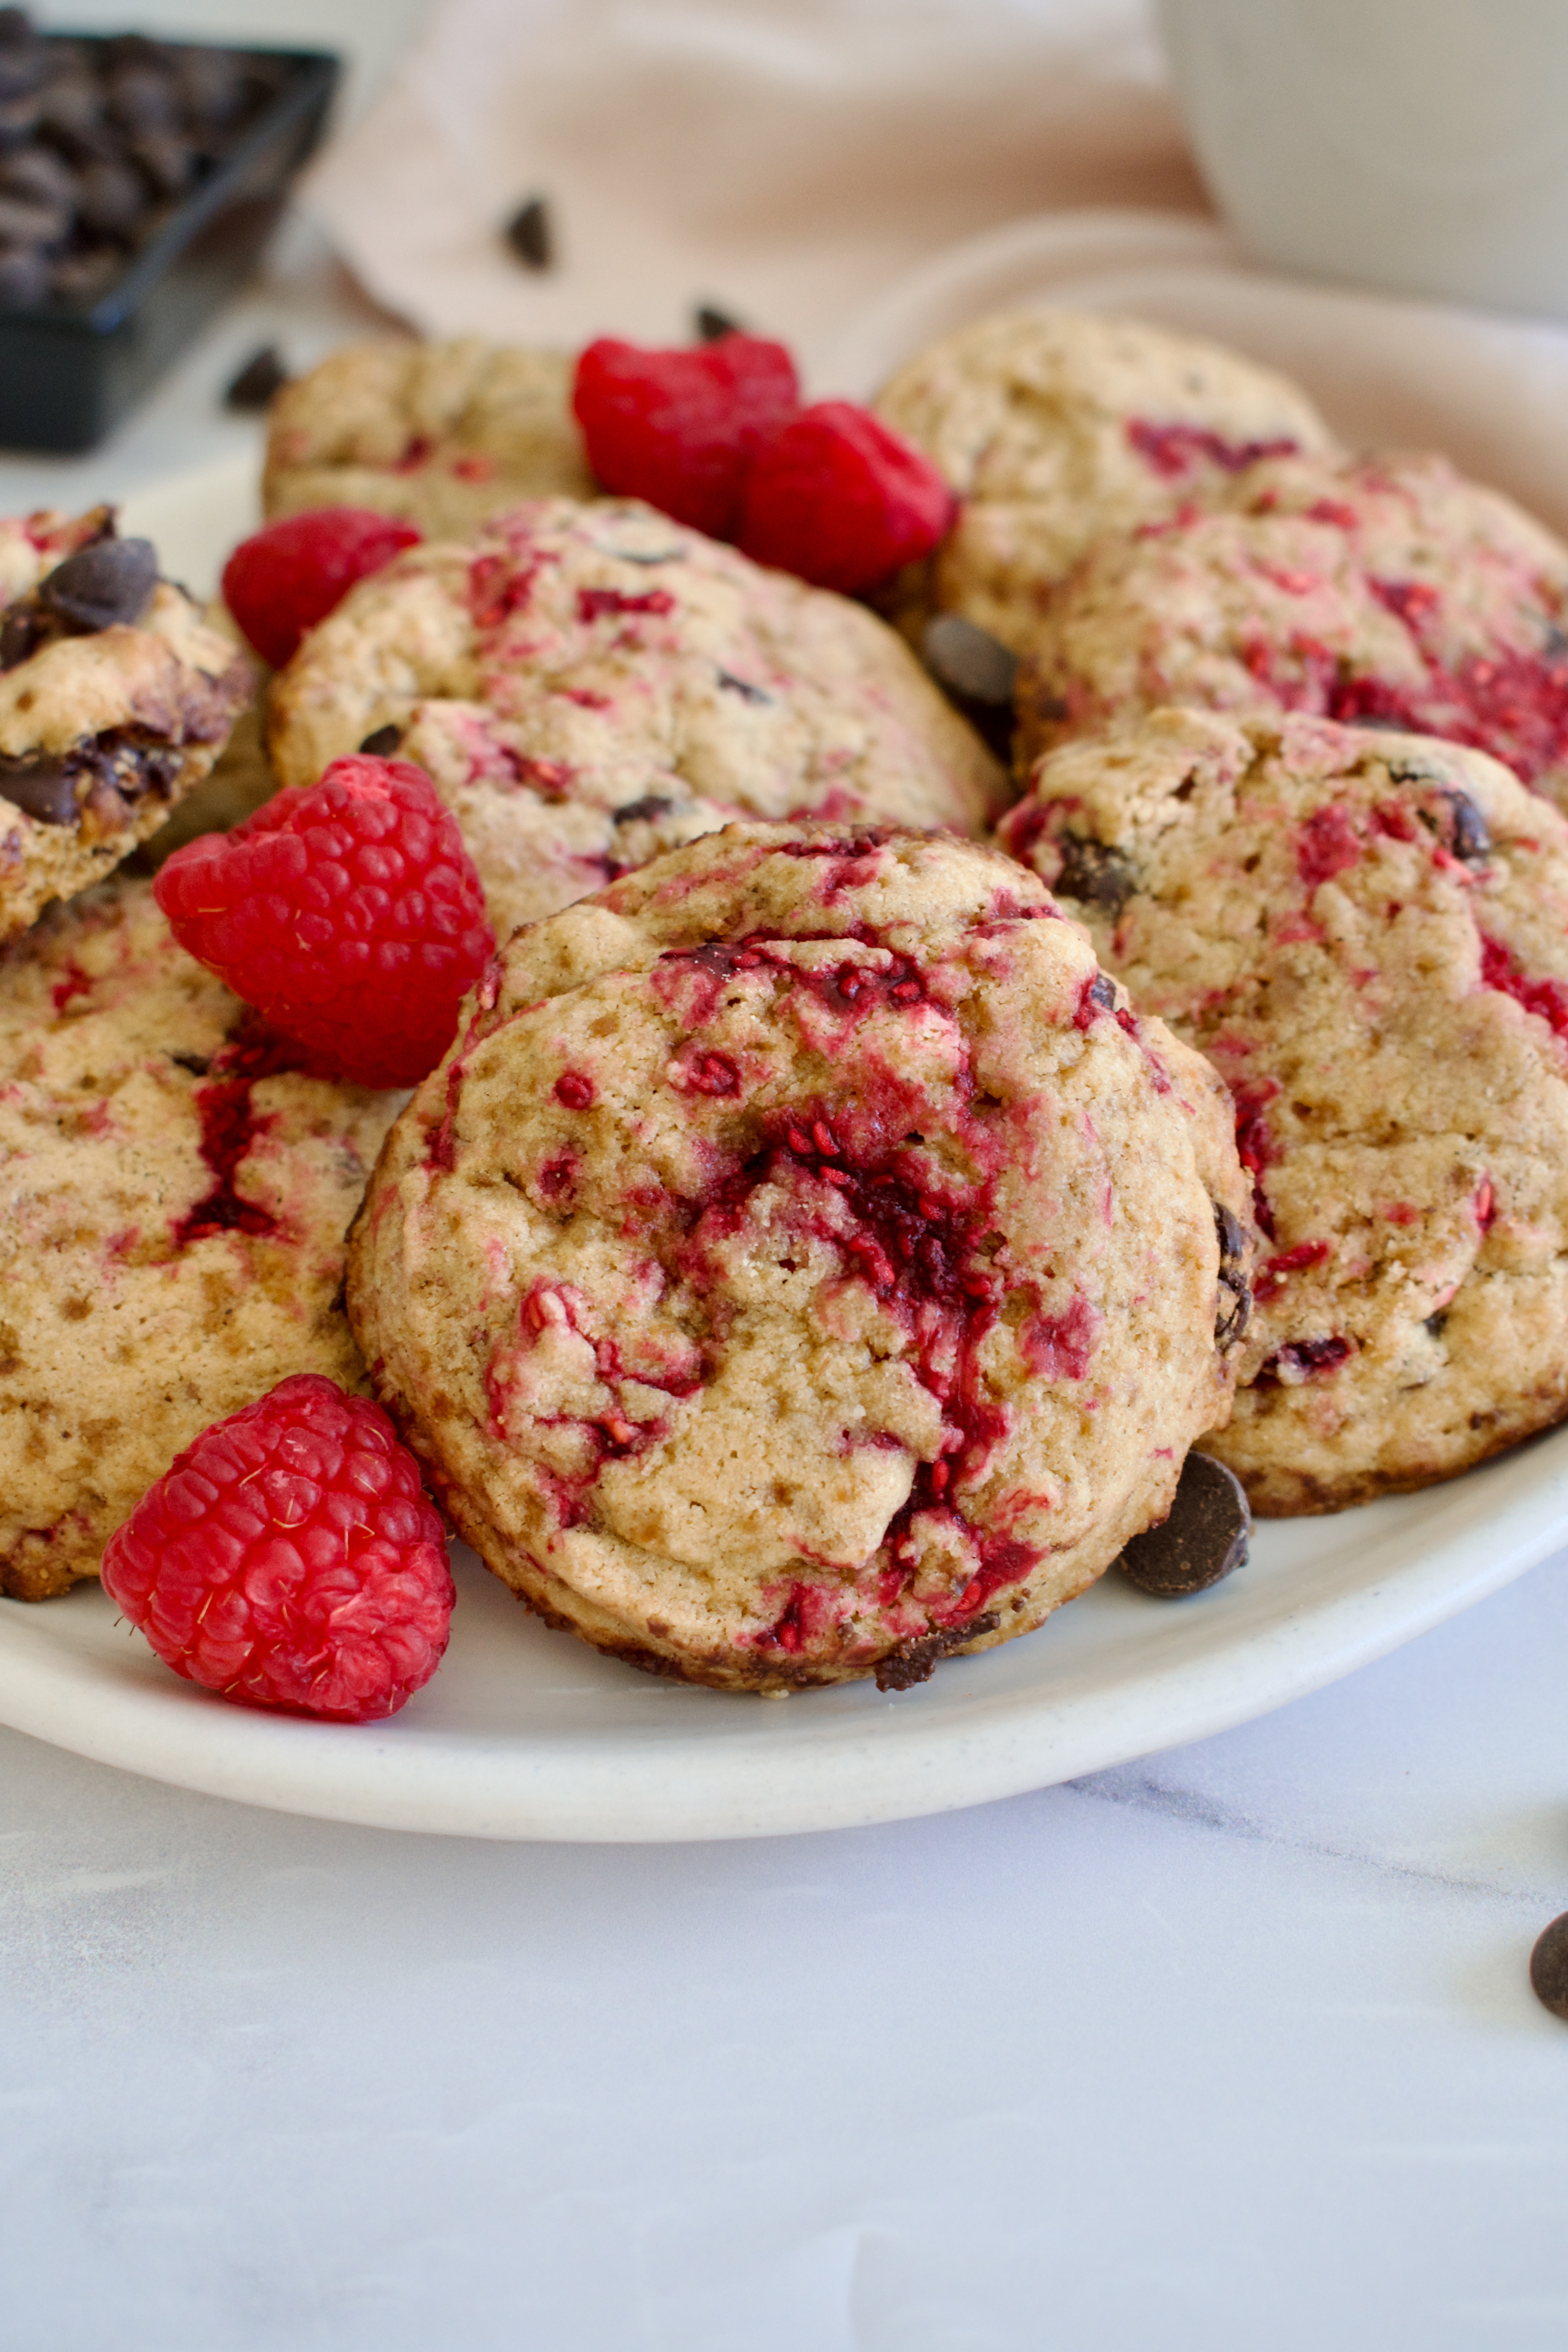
613, 794, 674, 826
1440, 787, 1490, 867
1054, 832, 1139, 917
358, 723, 403, 757
1117, 1451, 1251, 1598
40, 536, 157, 631
1087, 971, 1118, 1014
130, 129, 193, 201
503, 193, 552, 270
0, 599, 42, 664
107, 63, 177, 137
38, 78, 117, 167
0, 240, 47, 305
1530, 1912, 1568, 2020
875, 1612, 1000, 1693
76, 156, 147, 237
224, 342, 290, 412
0, 142, 74, 208
694, 302, 744, 343
921, 613, 1018, 707
0, 751, 80, 824
716, 667, 772, 705
1214, 1199, 1252, 1348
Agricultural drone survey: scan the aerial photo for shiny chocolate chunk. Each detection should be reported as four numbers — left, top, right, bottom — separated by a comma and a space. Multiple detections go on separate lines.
1439, 786, 1490, 867
1214, 1200, 1252, 1348
875, 1611, 1000, 1693
40, 535, 156, 630
224, 341, 288, 412
1531, 1913, 1568, 2020
921, 613, 1018, 708
503, 193, 552, 271
358, 722, 403, 757
0, 750, 80, 824
1054, 832, 1139, 917
694, 302, 744, 343
1117, 1451, 1250, 1598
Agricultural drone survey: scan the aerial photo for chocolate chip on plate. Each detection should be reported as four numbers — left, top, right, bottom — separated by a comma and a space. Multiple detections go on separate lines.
224, 341, 289, 412
1116, 1450, 1251, 1598
503, 193, 552, 270
39, 536, 157, 631
1530, 1911, 1568, 2020
921, 613, 1018, 708
694, 302, 744, 343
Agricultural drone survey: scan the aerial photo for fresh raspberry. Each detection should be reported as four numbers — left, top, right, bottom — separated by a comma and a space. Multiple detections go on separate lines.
572, 333, 800, 538
736, 401, 955, 594
222, 507, 422, 669
154, 755, 492, 1089
101, 1375, 454, 1723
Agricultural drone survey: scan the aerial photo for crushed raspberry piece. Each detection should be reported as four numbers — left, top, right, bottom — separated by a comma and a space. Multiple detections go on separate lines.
101, 1375, 454, 1722
155, 756, 492, 1089
1480, 934, 1568, 1040
736, 401, 955, 595
1126, 419, 1300, 478
572, 334, 800, 538
222, 508, 422, 669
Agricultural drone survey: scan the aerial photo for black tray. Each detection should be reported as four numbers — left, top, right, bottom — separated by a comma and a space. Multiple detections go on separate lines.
0, 40, 338, 455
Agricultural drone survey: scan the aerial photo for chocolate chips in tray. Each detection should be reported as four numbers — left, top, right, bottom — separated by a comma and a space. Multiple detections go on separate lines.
0, 11, 290, 311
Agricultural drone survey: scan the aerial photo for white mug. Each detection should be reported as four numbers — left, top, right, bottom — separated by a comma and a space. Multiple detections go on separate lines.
1158, 0, 1568, 320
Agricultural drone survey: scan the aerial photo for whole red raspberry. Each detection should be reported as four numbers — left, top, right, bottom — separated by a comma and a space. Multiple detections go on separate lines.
572, 333, 800, 538
101, 1376, 454, 1723
736, 401, 955, 595
154, 755, 492, 1089
222, 507, 422, 669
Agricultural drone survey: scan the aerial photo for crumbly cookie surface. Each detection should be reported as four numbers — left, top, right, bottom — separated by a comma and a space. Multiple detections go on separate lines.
349, 822, 1246, 1691
0, 519, 251, 938
1004, 706, 1568, 1512
874, 310, 1338, 653
268, 498, 1008, 943
0, 878, 400, 1600
262, 339, 595, 538
1017, 449, 1568, 808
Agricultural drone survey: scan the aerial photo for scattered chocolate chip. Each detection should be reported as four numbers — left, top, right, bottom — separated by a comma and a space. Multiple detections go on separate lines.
1054, 832, 1139, 917
613, 794, 673, 826
875, 1612, 1000, 1692
357, 723, 403, 756
76, 155, 147, 237
0, 239, 46, 304
171, 1050, 212, 1076
503, 193, 552, 270
1214, 1200, 1252, 1348
921, 613, 1018, 708
1530, 1912, 1568, 2020
694, 302, 743, 343
0, 750, 79, 824
0, 599, 41, 664
1439, 786, 1490, 867
224, 342, 289, 412
1087, 971, 1118, 1015
716, 666, 772, 705
1423, 1307, 1449, 1339
1117, 1451, 1251, 1598
40, 536, 156, 631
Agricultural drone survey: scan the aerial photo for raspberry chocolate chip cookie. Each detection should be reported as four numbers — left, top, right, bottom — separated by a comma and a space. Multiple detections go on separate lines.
874, 310, 1338, 653
267, 498, 1009, 943
1003, 705, 1568, 1512
1016, 449, 1568, 808
0, 512, 251, 937
0, 877, 400, 1600
262, 339, 595, 540
348, 822, 1249, 1692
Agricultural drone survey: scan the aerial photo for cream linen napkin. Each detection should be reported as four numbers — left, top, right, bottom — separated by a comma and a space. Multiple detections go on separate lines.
302, 0, 1206, 375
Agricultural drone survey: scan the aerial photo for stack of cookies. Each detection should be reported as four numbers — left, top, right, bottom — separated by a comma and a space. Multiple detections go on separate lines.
8, 297, 1566, 1706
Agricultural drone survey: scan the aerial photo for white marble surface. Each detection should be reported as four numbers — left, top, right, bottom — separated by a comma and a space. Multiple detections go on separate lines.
2, 5, 1567, 2339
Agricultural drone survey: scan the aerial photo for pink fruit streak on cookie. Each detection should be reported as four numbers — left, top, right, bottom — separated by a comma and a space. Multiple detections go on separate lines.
1126, 421, 1300, 479
1480, 934, 1568, 1040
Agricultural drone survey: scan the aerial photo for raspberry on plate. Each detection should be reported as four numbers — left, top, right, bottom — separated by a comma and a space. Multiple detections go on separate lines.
222, 506, 423, 669
101, 1375, 454, 1722
572, 334, 800, 538
736, 401, 955, 595
154, 754, 493, 1089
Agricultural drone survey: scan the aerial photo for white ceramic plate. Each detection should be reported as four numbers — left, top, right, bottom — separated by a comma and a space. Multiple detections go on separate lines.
6, 210, 1568, 1842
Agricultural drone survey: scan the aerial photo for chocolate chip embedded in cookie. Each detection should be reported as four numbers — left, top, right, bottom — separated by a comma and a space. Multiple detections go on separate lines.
0, 511, 251, 937
0, 877, 402, 1601
1016, 449, 1568, 812
267, 497, 1009, 944
1005, 705, 1568, 1512
347, 822, 1249, 1692
874, 310, 1339, 654
262, 338, 594, 540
